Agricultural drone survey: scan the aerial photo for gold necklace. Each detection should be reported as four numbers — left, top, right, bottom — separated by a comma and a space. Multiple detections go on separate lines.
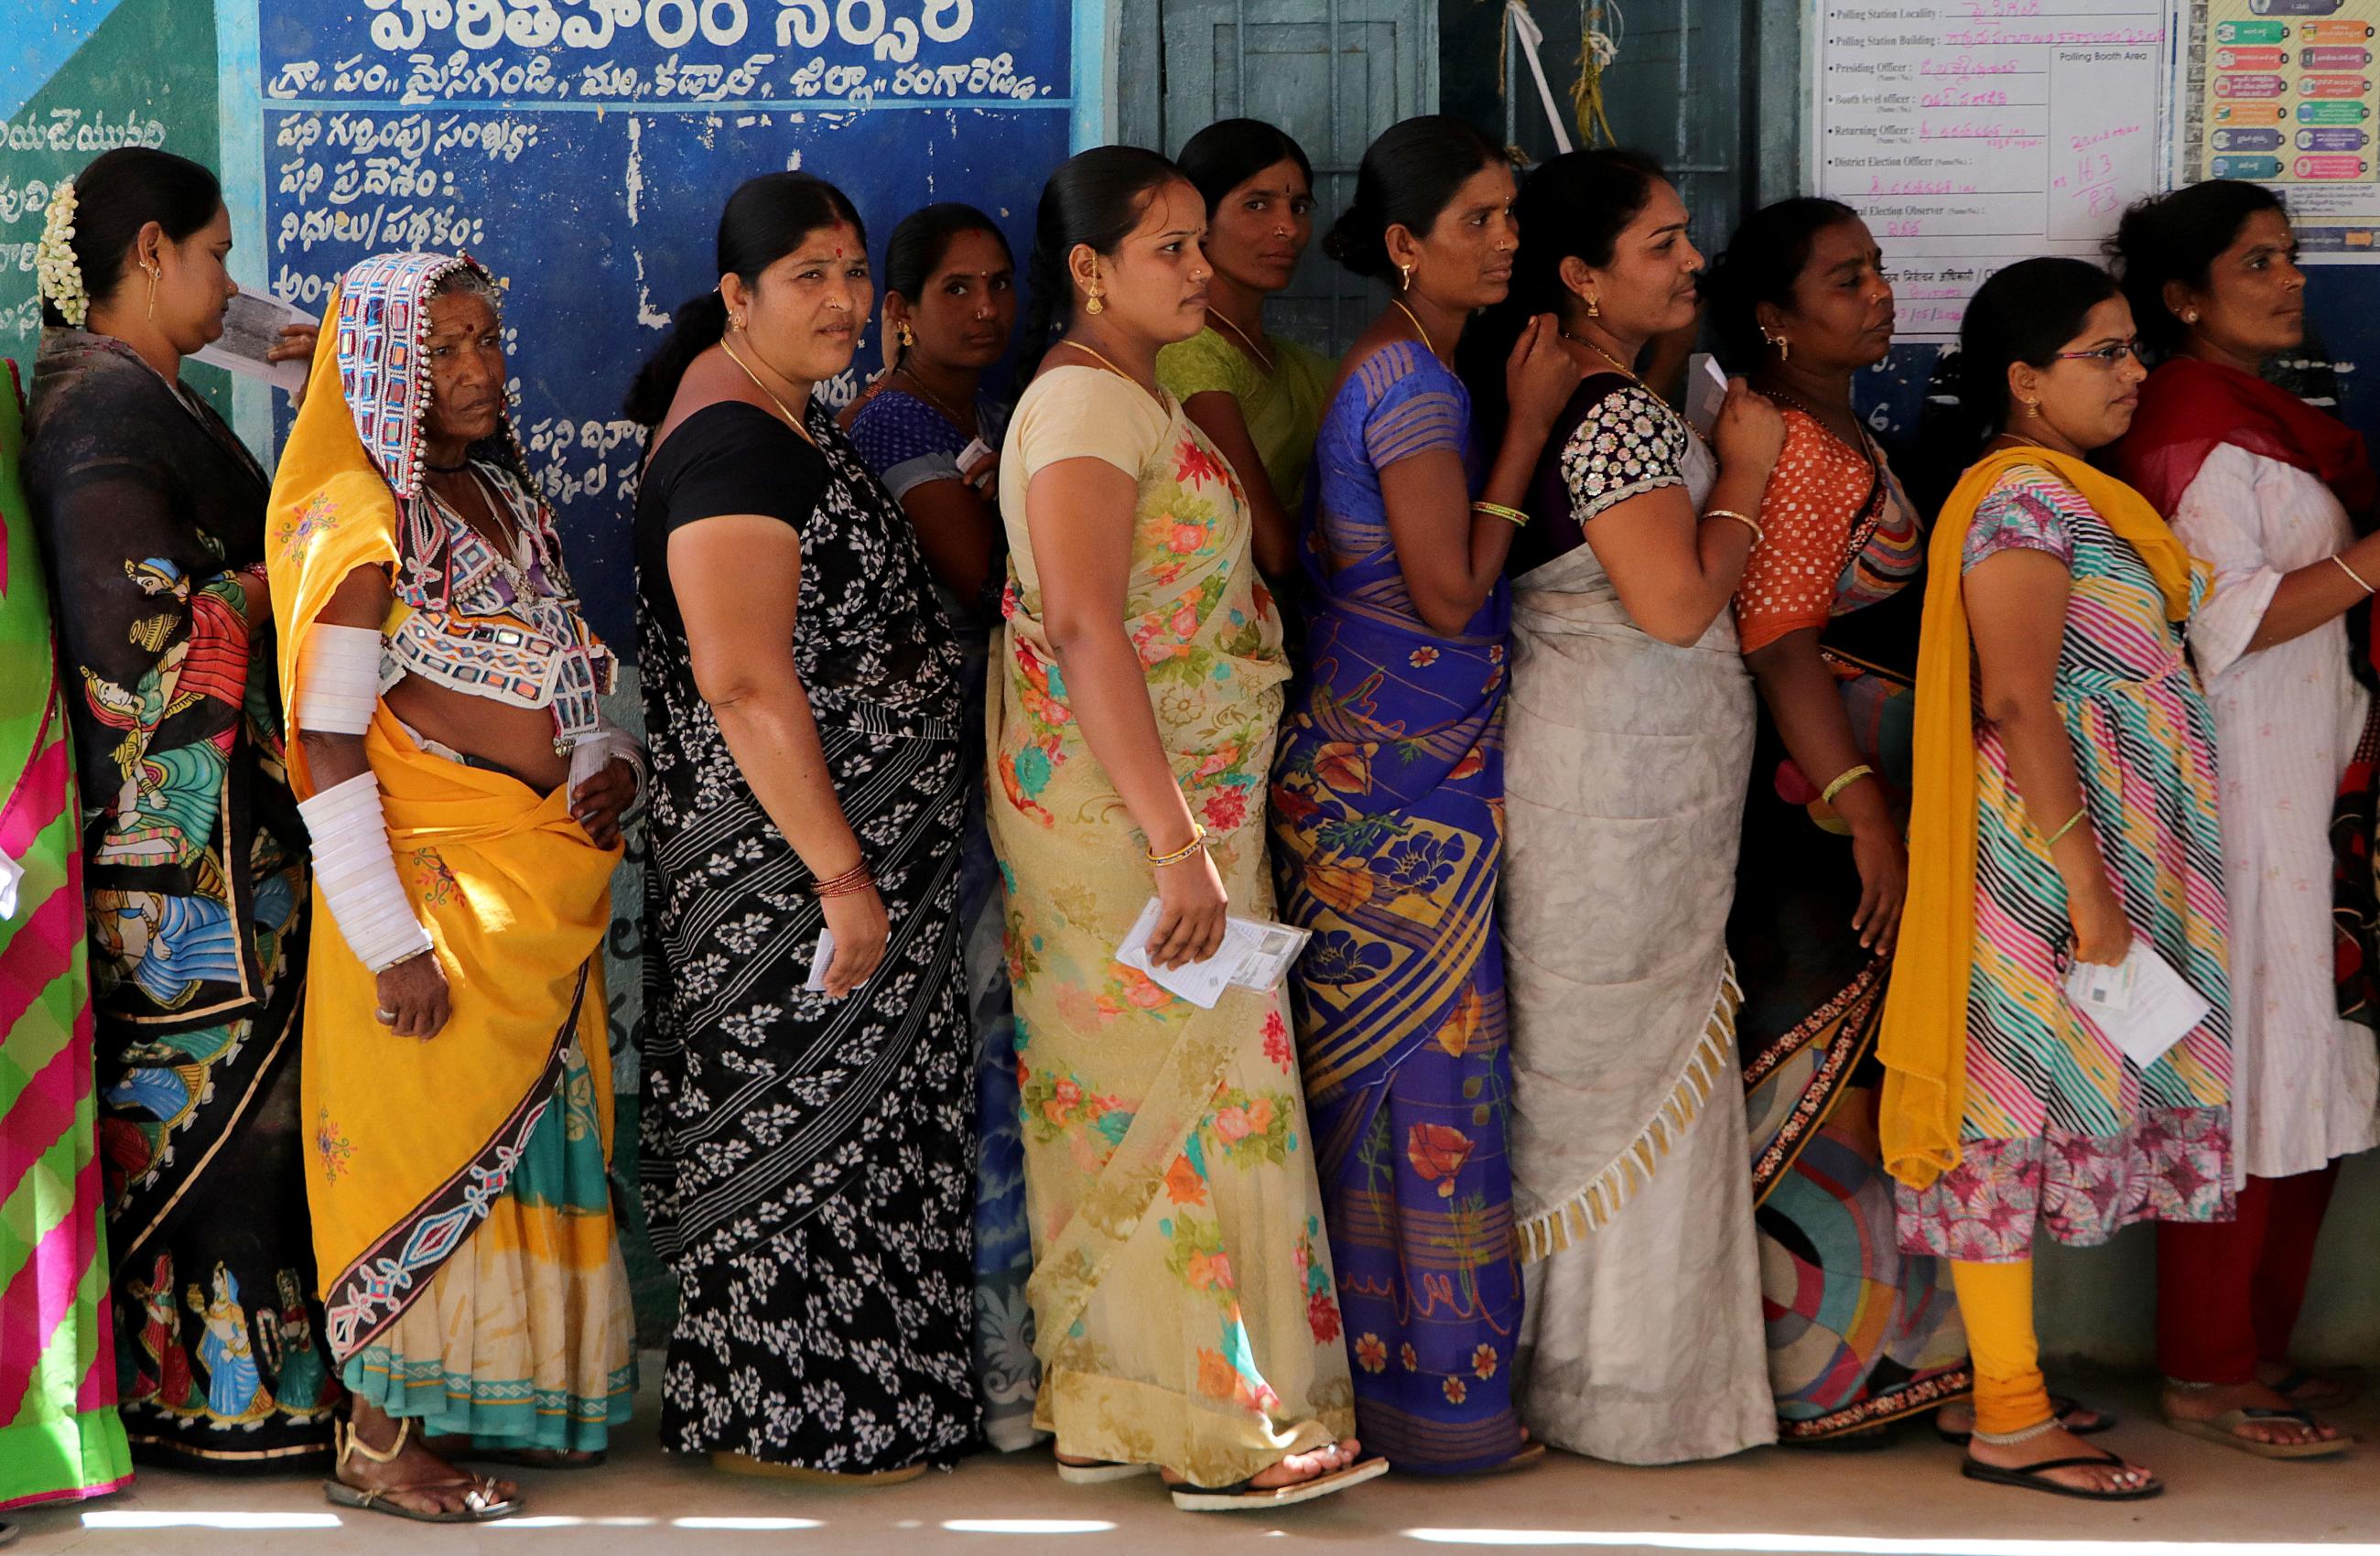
1561, 329, 1638, 382
1763, 383, 1867, 453
1208, 308, 1275, 375
893, 363, 973, 432
1390, 299, 1437, 357
720, 337, 820, 448
1054, 339, 1161, 401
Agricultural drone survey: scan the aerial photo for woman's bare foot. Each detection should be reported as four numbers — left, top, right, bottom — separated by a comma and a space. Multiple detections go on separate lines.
2165, 1381, 2345, 1449
1968, 1424, 2152, 1495
1248, 1438, 1361, 1490
1159, 1438, 1363, 1492
342, 1403, 518, 1517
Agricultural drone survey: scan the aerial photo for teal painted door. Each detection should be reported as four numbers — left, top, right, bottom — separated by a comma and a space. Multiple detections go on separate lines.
1119, 0, 1437, 355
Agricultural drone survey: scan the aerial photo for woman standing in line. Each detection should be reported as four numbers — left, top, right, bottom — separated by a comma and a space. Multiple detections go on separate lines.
1884, 257, 2234, 1500
22, 147, 335, 1473
0, 352, 133, 1517
1157, 118, 1332, 586
1702, 199, 1975, 1445
992, 145, 1375, 1512
630, 171, 979, 1482
271, 252, 644, 1522
843, 200, 1043, 1452
2112, 182, 2362, 1458
1483, 150, 1780, 1465
1270, 115, 1577, 1475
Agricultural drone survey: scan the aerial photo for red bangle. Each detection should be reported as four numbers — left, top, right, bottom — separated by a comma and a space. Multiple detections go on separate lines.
810, 861, 873, 898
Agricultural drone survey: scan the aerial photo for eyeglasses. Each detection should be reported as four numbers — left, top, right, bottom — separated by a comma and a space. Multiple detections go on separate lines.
2054, 340, 2144, 366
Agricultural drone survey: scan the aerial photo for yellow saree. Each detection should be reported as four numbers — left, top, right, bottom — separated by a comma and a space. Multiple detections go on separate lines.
990, 366, 1355, 1485
266, 257, 627, 1433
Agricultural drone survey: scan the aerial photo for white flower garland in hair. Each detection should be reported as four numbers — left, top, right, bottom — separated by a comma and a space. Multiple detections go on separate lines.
35, 180, 86, 327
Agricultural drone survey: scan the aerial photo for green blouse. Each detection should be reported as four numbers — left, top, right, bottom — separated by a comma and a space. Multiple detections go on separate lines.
1157, 325, 1334, 514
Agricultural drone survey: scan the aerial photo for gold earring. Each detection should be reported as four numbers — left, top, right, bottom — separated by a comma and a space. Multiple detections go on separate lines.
1585, 295, 1600, 319
1085, 277, 1105, 316
897, 320, 914, 348
143, 260, 159, 320
2025, 398, 2043, 419
2184, 308, 2200, 324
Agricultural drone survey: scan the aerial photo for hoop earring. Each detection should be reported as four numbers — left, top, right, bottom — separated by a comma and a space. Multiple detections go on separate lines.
897, 320, 915, 348
143, 261, 159, 321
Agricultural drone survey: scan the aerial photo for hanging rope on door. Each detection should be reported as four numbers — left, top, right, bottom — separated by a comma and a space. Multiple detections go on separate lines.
1497, 0, 1623, 155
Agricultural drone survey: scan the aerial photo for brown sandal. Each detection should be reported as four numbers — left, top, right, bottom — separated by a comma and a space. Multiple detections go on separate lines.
322, 1419, 522, 1523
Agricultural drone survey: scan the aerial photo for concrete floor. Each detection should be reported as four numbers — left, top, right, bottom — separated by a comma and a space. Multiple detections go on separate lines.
8, 1364, 2377, 1555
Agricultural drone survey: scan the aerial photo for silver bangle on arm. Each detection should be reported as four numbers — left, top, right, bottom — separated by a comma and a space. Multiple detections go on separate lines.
298, 772, 434, 974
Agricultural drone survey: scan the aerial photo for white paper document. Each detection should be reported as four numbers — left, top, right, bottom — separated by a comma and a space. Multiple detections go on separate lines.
805, 929, 836, 992
1115, 897, 1311, 1010
193, 291, 317, 394
2064, 939, 2212, 1071
1684, 353, 1729, 442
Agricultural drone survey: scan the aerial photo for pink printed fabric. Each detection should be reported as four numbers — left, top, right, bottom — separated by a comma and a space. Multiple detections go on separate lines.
1896, 1110, 2234, 1261
1896, 467, 2234, 1262
0, 624, 132, 1507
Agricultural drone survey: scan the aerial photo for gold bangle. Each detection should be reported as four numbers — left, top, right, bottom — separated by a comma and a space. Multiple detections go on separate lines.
1146, 822, 1209, 869
2043, 808, 2088, 847
1704, 507, 1764, 543
2333, 553, 2376, 595
1820, 764, 1875, 808
1472, 500, 1529, 527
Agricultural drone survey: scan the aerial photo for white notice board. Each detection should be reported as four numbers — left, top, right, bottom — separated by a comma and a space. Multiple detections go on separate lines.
1810, 0, 2175, 341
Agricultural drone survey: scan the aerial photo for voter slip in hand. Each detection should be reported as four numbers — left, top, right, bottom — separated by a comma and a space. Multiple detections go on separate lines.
193, 291, 316, 394
2063, 938, 2212, 1071
1115, 898, 1311, 1010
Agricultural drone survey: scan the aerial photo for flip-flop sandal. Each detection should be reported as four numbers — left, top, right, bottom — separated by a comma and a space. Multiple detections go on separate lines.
2269, 1367, 2366, 1409
1961, 1448, 2161, 1501
1937, 1395, 2115, 1446
2163, 1406, 2352, 1459
1169, 1454, 1389, 1512
1055, 1457, 1156, 1485
1474, 1442, 1548, 1475
324, 1475, 523, 1523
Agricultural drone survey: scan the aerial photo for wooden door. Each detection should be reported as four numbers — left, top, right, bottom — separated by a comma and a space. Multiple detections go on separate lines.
1119, 0, 1438, 355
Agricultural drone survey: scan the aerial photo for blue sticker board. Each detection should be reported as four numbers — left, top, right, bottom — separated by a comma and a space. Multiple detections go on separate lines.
237, 0, 1088, 650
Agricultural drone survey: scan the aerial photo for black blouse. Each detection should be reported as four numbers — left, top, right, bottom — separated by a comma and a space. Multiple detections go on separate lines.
633, 397, 959, 738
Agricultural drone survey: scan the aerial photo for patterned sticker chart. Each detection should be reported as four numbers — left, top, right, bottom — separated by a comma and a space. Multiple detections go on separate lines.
2204, 0, 2380, 183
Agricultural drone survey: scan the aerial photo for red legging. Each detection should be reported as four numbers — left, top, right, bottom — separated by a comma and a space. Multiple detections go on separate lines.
2156, 1164, 2342, 1385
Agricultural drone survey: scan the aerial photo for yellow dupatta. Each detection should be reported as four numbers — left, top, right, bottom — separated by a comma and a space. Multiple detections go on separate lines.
266, 258, 619, 1361
1877, 445, 2199, 1190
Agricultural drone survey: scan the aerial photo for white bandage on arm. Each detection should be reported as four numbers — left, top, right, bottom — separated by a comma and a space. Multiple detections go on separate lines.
293, 623, 384, 736
298, 773, 434, 973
